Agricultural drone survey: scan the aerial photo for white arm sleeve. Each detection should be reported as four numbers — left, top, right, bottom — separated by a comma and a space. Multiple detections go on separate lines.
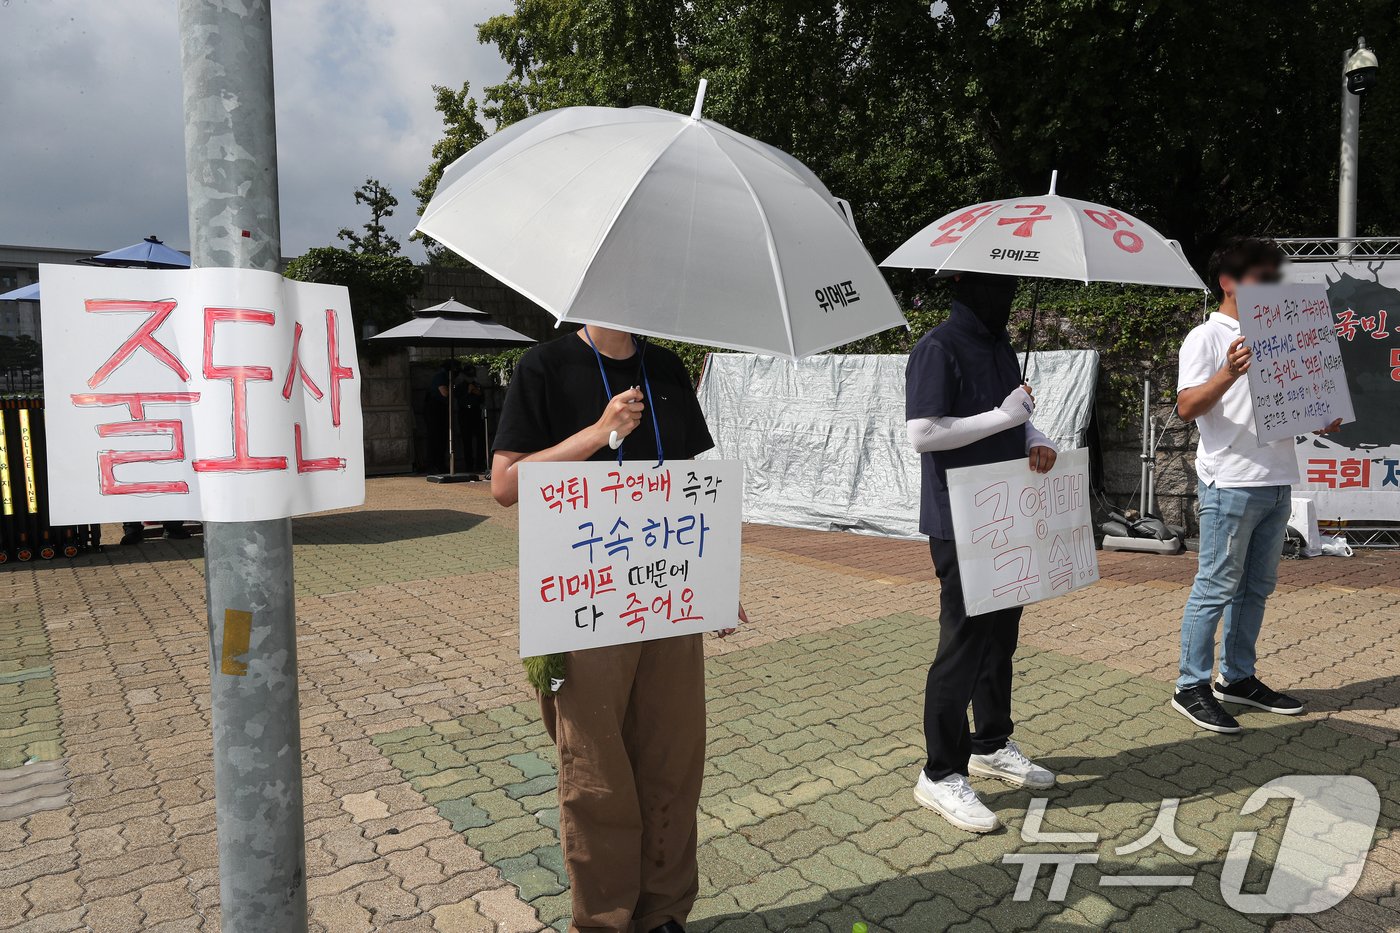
906, 410, 1019, 453
1025, 423, 1056, 453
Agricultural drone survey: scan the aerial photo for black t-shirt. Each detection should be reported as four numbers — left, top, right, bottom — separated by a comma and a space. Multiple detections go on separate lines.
493, 333, 714, 463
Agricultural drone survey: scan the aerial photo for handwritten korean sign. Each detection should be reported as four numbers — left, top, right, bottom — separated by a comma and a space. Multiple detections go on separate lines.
1236, 283, 1355, 444
946, 448, 1098, 616
517, 459, 742, 657
40, 264, 364, 524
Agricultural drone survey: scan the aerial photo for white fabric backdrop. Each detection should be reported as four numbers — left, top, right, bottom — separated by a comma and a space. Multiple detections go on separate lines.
697, 350, 1099, 539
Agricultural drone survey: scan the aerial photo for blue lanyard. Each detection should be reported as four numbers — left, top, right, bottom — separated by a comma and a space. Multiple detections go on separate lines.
582, 327, 666, 467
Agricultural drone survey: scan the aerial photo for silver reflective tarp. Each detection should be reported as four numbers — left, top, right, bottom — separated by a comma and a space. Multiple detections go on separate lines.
697, 350, 1100, 539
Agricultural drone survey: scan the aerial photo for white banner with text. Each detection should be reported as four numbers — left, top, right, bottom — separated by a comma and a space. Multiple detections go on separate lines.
40, 264, 364, 524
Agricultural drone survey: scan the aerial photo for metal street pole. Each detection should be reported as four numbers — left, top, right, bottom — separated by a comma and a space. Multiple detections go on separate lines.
1338, 45, 1360, 256
178, 2, 308, 931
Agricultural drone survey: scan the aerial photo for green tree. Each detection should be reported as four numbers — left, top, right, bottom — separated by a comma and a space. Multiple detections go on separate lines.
285, 248, 422, 360
413, 82, 490, 265
291, 179, 420, 357
338, 178, 401, 256
473, 0, 1400, 271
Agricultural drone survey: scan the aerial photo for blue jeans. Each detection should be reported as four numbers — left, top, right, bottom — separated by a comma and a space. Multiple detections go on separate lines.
1177, 482, 1291, 691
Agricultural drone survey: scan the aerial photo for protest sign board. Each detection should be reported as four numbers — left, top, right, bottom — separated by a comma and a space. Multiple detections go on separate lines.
40, 264, 363, 524
517, 459, 742, 657
1236, 283, 1355, 445
947, 447, 1098, 616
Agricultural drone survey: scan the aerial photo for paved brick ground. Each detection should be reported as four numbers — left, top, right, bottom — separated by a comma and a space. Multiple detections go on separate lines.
1, 476, 1397, 932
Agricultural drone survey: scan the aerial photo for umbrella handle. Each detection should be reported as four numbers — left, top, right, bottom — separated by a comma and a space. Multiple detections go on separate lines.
609, 430, 623, 450
1021, 279, 1042, 381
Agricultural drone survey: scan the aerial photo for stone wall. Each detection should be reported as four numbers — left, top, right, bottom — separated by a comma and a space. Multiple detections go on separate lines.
1097, 397, 1201, 535
359, 351, 414, 475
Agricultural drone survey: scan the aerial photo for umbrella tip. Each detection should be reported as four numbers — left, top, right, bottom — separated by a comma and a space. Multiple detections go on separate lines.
690, 78, 708, 120
1048, 170, 1058, 195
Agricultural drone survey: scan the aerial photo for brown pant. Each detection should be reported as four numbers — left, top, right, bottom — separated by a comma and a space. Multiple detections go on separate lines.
539, 635, 706, 933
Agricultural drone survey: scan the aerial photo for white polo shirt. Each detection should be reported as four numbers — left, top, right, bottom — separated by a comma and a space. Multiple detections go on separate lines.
1177, 312, 1298, 487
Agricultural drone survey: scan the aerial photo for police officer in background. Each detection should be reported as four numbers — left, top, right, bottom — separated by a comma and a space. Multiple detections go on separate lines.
904, 272, 1059, 833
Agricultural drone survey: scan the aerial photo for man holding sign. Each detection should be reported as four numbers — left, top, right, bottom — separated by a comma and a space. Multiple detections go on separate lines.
490, 325, 744, 933
904, 272, 1060, 834
1173, 238, 1343, 734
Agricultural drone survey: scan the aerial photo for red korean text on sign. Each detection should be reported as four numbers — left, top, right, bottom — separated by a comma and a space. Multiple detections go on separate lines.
70, 393, 201, 495
930, 203, 1001, 247
995, 203, 1052, 238
193, 307, 287, 473
284, 311, 351, 473
1082, 208, 1144, 254
85, 300, 191, 388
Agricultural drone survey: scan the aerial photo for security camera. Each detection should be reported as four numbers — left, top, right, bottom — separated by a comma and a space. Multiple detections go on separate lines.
1345, 37, 1379, 95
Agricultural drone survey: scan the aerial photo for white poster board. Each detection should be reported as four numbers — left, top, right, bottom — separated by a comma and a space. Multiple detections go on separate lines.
517, 459, 742, 657
947, 447, 1099, 616
1236, 283, 1355, 444
40, 264, 364, 524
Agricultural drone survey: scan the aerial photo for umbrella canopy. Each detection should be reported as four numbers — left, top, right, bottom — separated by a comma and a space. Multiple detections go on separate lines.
0, 281, 40, 302
368, 299, 536, 349
79, 235, 191, 269
415, 81, 907, 359
881, 173, 1206, 291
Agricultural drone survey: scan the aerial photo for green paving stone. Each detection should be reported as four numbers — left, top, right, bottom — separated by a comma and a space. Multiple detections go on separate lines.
470, 787, 531, 822
495, 851, 567, 900
507, 751, 555, 780
504, 774, 556, 800
535, 806, 560, 833
480, 824, 557, 863
420, 773, 488, 801
533, 843, 567, 886
435, 797, 491, 831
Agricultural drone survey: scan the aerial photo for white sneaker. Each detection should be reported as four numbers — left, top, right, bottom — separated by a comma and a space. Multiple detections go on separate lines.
913, 771, 1000, 833
968, 740, 1055, 789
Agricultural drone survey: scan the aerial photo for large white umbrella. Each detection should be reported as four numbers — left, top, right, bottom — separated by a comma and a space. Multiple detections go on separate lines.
881, 172, 1206, 290
882, 172, 1206, 375
415, 81, 906, 359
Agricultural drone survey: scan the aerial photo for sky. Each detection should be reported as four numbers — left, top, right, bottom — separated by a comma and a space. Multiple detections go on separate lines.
0, 0, 511, 261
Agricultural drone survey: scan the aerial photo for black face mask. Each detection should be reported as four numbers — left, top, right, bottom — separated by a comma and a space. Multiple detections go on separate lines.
952, 274, 1018, 333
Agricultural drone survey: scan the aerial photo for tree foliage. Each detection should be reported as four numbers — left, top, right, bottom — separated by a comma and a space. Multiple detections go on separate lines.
413, 83, 490, 266
474, 0, 1400, 272
461, 0, 1400, 415
284, 247, 422, 360
290, 180, 421, 359
338, 178, 401, 256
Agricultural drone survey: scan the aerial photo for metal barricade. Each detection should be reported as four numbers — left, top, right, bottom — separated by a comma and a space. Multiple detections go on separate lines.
0, 398, 100, 562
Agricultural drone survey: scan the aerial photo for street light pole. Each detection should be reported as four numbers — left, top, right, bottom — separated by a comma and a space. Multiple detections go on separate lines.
1338, 45, 1360, 256
178, 2, 308, 931
1338, 36, 1379, 258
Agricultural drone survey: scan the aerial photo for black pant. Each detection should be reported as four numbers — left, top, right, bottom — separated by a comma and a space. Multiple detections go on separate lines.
924, 536, 1022, 781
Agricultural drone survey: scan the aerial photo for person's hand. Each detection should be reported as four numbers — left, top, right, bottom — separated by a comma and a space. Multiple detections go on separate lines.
1029, 445, 1057, 473
999, 383, 1036, 425
596, 387, 645, 447
1314, 417, 1344, 435
715, 603, 748, 638
1223, 336, 1252, 379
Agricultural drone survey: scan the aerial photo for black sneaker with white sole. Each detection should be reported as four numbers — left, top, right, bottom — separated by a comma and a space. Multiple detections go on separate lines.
1213, 676, 1304, 715
1172, 685, 1242, 733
